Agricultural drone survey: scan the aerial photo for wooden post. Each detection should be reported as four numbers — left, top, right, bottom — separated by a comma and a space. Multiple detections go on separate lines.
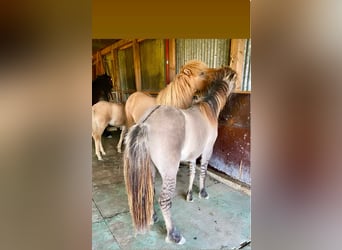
95, 51, 105, 76
168, 39, 176, 81
229, 39, 246, 91
112, 48, 122, 102
132, 39, 142, 91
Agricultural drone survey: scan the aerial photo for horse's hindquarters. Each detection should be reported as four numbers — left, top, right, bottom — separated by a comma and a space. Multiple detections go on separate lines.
143, 106, 186, 175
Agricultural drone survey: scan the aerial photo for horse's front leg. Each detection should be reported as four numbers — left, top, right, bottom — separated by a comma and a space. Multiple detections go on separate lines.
186, 161, 196, 202
159, 175, 186, 244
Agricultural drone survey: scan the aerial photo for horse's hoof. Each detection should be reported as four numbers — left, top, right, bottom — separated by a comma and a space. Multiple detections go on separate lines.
199, 189, 209, 199
150, 213, 159, 225
153, 213, 159, 223
186, 191, 193, 202
178, 236, 186, 245
165, 228, 186, 244
165, 235, 186, 245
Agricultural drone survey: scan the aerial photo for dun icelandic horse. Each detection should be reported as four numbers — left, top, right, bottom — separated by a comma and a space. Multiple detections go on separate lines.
125, 60, 216, 128
92, 101, 127, 160
124, 66, 237, 244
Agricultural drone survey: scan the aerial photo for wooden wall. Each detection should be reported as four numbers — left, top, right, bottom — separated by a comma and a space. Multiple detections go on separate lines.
92, 39, 176, 102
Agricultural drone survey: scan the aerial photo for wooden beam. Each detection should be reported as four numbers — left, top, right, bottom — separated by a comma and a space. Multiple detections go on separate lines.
229, 39, 246, 91
107, 40, 132, 55
119, 39, 146, 50
91, 39, 131, 58
92, 39, 148, 58
132, 39, 142, 91
168, 39, 176, 81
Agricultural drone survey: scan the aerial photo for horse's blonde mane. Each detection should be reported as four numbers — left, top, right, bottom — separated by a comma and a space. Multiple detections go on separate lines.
156, 60, 208, 109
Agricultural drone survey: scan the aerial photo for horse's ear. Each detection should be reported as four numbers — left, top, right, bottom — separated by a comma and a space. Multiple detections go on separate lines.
183, 68, 192, 76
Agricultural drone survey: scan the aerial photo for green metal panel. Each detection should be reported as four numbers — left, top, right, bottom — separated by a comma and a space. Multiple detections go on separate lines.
118, 47, 136, 93
139, 39, 165, 92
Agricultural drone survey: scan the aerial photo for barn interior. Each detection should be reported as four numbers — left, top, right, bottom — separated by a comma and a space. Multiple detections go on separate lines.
92, 39, 251, 249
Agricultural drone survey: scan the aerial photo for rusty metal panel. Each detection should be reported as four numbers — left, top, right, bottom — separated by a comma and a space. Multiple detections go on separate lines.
139, 39, 165, 91
175, 39, 230, 73
209, 93, 251, 186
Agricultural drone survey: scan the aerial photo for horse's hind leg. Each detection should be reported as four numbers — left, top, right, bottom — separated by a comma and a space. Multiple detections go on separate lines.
97, 125, 106, 157
199, 162, 209, 199
99, 139, 106, 156
92, 133, 103, 161
150, 164, 159, 225
186, 161, 196, 202
92, 122, 106, 160
116, 126, 127, 153
125, 108, 135, 128
159, 174, 186, 244
199, 151, 212, 199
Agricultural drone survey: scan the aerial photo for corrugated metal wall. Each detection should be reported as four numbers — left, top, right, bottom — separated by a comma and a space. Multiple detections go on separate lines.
176, 38, 251, 91
241, 39, 251, 91
175, 39, 230, 72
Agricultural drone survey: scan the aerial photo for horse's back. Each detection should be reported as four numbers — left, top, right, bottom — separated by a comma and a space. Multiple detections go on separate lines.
92, 101, 126, 127
125, 92, 156, 126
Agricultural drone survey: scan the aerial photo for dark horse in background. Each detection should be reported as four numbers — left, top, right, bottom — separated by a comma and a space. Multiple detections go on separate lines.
92, 74, 114, 137
92, 74, 114, 105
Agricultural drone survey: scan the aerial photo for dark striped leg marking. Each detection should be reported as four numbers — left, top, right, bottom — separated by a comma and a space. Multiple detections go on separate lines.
199, 162, 209, 199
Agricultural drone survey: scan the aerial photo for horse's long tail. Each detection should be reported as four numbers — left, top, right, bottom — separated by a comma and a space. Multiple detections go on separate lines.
124, 124, 154, 233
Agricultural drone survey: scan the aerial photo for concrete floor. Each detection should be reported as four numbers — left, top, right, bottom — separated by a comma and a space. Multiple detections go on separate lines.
92, 129, 251, 250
